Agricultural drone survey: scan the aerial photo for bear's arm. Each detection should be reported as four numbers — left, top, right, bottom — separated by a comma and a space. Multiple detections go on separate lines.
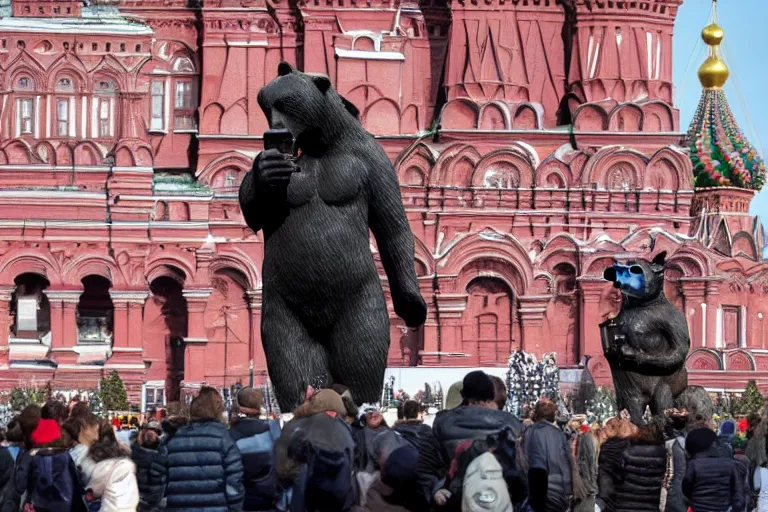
366, 147, 427, 327
619, 316, 690, 374
238, 153, 290, 236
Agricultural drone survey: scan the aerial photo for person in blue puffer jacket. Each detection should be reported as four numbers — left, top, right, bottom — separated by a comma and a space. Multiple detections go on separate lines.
229, 387, 281, 512
157, 386, 245, 512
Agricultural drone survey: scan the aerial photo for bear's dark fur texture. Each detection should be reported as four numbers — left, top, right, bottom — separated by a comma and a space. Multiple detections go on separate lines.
238, 63, 427, 412
601, 252, 690, 423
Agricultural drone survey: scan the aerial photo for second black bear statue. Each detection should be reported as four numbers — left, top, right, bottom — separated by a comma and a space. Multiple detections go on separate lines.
601, 252, 689, 423
238, 63, 427, 411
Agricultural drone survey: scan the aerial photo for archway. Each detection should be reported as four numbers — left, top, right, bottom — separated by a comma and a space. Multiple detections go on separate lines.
11, 273, 50, 339
143, 277, 188, 404
204, 269, 250, 388
76, 276, 114, 344
461, 277, 515, 366
551, 263, 579, 365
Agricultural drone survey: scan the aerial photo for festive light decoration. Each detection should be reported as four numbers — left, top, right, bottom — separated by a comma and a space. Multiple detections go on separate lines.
506, 350, 560, 418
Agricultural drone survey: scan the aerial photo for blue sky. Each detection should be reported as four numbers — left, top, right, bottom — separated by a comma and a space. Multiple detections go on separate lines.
673, 0, 768, 224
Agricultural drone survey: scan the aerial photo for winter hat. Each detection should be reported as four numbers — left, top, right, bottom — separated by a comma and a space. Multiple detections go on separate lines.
685, 427, 717, 456
30, 418, 61, 446
461, 371, 495, 403
237, 387, 265, 411
445, 382, 464, 410
381, 444, 419, 489
295, 389, 346, 419
720, 419, 736, 436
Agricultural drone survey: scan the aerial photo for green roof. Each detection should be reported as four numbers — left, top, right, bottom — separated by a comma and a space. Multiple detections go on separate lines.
152, 173, 212, 196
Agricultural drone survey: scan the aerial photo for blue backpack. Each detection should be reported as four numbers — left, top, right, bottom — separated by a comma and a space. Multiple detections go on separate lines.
234, 419, 282, 511
288, 440, 355, 512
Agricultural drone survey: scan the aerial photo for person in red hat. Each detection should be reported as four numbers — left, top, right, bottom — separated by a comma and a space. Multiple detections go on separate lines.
14, 404, 88, 512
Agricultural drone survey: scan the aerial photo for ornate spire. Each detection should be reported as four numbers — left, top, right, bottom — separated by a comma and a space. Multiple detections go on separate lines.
687, 0, 766, 191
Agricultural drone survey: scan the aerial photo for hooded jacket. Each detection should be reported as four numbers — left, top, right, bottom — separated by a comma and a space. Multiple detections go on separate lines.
14, 446, 88, 512
159, 420, 245, 512
432, 406, 521, 462
86, 458, 140, 512
683, 446, 745, 512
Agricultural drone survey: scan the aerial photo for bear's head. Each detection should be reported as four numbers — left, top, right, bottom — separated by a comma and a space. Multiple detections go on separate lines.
257, 62, 360, 153
603, 251, 667, 302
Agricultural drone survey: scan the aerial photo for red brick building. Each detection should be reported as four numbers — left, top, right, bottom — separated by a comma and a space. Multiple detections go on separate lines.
0, 0, 765, 407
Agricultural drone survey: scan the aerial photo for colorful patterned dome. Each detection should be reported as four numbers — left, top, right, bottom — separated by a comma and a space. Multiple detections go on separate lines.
687, 2, 766, 191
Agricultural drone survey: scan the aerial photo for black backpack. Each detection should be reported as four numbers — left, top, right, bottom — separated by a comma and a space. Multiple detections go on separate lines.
289, 439, 355, 512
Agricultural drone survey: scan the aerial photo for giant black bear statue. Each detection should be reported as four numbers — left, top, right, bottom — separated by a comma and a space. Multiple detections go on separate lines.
600, 252, 689, 423
238, 63, 427, 411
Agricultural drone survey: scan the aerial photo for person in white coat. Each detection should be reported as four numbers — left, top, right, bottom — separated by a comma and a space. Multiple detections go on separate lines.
85, 420, 140, 511
754, 464, 768, 512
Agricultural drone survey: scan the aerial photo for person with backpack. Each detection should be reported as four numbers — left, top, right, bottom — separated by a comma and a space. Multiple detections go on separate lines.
353, 444, 421, 512
158, 386, 245, 511
432, 371, 521, 466
14, 405, 88, 512
393, 400, 446, 505
229, 387, 282, 511
524, 399, 573, 512
276, 388, 357, 512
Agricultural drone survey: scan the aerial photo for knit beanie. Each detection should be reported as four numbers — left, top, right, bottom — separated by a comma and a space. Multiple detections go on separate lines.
461, 371, 495, 403
307, 389, 346, 417
237, 388, 265, 411
686, 427, 717, 456
30, 418, 61, 446
381, 444, 419, 489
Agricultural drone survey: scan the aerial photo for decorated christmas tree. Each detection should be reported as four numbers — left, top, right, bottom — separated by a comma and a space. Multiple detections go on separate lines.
506, 350, 561, 418
88, 388, 105, 416
732, 380, 764, 417
590, 387, 618, 423
100, 371, 129, 411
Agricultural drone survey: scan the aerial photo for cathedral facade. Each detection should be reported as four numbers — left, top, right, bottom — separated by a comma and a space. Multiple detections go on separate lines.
0, 0, 765, 405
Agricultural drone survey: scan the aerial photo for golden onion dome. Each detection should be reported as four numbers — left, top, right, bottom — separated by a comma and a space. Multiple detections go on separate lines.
698, 21, 729, 89
701, 23, 724, 45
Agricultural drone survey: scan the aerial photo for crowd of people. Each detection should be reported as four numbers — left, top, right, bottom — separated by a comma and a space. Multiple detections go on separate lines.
0, 370, 766, 512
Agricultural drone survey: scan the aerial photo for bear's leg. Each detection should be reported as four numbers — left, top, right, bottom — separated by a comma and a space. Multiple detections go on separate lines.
616, 386, 647, 424
650, 380, 676, 417
262, 291, 330, 412
328, 283, 391, 405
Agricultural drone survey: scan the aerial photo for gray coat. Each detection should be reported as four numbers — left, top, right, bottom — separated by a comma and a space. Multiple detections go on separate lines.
664, 433, 688, 512
524, 420, 573, 510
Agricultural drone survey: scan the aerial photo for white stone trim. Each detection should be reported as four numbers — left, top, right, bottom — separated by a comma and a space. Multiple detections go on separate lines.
132, 195, 213, 202
102, 363, 146, 370
335, 48, 405, 61
182, 289, 213, 300
716, 306, 723, 349
45, 290, 82, 301
111, 347, 144, 353
109, 291, 149, 302
701, 303, 707, 348
0, 17, 153, 35
0, 190, 105, 199
56, 364, 104, 370
183, 337, 208, 344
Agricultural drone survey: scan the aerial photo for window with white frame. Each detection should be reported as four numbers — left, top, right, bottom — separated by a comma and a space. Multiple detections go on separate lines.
14, 76, 35, 136
174, 79, 195, 130
150, 80, 165, 131
94, 80, 116, 138
18, 98, 34, 135
57, 99, 69, 136
55, 77, 75, 137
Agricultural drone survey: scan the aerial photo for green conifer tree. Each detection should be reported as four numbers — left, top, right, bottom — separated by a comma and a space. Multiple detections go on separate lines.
100, 371, 129, 411
741, 380, 764, 417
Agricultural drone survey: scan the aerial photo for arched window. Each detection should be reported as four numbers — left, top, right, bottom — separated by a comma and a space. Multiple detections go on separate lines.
55, 76, 76, 137
93, 79, 117, 138
171, 56, 197, 131
213, 168, 240, 189
11, 273, 51, 339
14, 75, 35, 136
77, 276, 114, 344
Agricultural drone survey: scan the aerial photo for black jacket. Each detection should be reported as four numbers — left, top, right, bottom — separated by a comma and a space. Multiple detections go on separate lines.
394, 420, 446, 502
159, 419, 245, 512
131, 442, 166, 512
432, 406, 521, 463
229, 417, 279, 511
683, 447, 745, 512
524, 420, 573, 511
598, 438, 667, 512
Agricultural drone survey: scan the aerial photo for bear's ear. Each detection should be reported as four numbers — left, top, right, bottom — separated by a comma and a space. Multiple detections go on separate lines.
652, 251, 667, 267
277, 62, 294, 76
340, 96, 360, 119
312, 75, 332, 94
